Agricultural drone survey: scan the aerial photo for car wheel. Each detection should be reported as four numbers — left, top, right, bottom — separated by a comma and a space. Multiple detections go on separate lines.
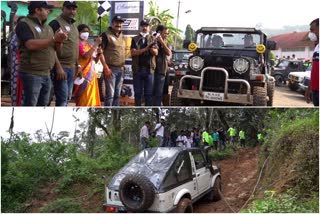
119, 174, 155, 212
175, 198, 193, 213
288, 83, 298, 91
275, 75, 284, 87
267, 81, 275, 106
207, 176, 222, 202
170, 81, 184, 106
253, 86, 267, 106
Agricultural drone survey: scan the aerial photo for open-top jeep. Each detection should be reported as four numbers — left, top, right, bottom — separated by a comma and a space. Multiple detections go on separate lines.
104, 147, 221, 213
170, 27, 277, 106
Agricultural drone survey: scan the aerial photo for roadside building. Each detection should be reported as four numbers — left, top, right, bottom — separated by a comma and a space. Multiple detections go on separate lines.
269, 31, 315, 60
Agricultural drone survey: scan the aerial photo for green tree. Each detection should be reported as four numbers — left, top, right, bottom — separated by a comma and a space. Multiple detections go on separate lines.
74, 1, 109, 35
185, 24, 195, 41
146, 0, 182, 48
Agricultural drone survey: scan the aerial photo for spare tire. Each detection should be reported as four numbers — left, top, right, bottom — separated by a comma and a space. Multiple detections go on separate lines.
119, 174, 155, 212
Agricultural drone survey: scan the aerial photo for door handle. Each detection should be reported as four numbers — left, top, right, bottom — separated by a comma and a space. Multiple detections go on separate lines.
196, 173, 200, 177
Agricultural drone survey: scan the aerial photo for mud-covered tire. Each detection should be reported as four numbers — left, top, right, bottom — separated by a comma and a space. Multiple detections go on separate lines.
275, 75, 284, 87
267, 81, 275, 106
170, 81, 183, 106
98, 76, 106, 102
207, 176, 222, 202
253, 86, 267, 106
288, 83, 298, 91
119, 174, 155, 212
175, 198, 193, 213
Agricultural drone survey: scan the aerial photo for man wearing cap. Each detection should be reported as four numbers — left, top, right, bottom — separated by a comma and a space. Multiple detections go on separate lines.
99, 15, 126, 106
15, 1, 67, 106
49, 1, 79, 106
131, 19, 158, 106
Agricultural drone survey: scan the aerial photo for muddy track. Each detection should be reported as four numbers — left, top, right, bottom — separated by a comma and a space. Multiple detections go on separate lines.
193, 147, 260, 213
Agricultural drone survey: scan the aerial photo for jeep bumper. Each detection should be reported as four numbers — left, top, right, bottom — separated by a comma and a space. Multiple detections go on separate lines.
178, 67, 267, 105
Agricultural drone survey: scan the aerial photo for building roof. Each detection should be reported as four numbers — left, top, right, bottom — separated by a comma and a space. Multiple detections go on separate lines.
269, 31, 314, 49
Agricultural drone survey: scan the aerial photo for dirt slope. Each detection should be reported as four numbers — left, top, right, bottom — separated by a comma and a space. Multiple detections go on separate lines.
28, 147, 260, 213
193, 147, 260, 213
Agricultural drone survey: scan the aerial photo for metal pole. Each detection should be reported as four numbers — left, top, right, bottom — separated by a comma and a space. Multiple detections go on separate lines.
174, 0, 181, 50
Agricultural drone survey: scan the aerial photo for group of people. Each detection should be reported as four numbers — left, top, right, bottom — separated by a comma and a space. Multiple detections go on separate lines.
11, 1, 172, 106
140, 119, 264, 151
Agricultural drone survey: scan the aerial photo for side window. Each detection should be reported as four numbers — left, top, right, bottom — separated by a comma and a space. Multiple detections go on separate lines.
192, 151, 206, 170
289, 62, 299, 69
161, 152, 192, 190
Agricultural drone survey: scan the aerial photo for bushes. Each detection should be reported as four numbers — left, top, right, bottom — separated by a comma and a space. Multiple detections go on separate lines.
39, 198, 84, 213
243, 190, 319, 213
261, 110, 319, 195
208, 147, 234, 161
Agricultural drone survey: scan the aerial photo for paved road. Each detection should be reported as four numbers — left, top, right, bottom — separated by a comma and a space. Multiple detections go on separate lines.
273, 85, 313, 107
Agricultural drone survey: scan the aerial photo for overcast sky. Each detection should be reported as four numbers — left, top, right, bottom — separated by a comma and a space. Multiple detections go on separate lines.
0, 108, 88, 140
149, 0, 318, 31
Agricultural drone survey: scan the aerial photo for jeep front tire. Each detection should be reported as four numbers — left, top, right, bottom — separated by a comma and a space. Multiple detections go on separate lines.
207, 176, 222, 202
176, 198, 193, 213
253, 86, 267, 106
119, 174, 155, 212
170, 81, 183, 106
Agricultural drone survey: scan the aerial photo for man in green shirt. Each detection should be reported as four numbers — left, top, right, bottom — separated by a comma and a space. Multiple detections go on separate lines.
227, 127, 236, 146
257, 132, 264, 144
202, 129, 210, 147
239, 130, 246, 148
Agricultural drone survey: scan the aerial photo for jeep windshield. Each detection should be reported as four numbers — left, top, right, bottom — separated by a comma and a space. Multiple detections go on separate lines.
108, 148, 181, 190
196, 32, 261, 49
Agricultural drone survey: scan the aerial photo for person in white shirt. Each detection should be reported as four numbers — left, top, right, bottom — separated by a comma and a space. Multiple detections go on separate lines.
185, 134, 193, 148
154, 116, 165, 146
140, 121, 150, 149
176, 130, 187, 147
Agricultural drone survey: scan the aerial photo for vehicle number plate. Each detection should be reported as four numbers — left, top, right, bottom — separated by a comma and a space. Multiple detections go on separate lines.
203, 92, 224, 101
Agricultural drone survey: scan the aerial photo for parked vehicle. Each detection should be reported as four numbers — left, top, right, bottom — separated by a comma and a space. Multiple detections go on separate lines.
271, 59, 307, 87
299, 73, 311, 95
288, 65, 311, 91
104, 147, 221, 213
168, 50, 193, 85
171, 27, 277, 106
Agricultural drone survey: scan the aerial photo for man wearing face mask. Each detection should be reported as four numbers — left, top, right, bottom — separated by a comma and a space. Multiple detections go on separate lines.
15, 1, 67, 106
305, 18, 319, 106
99, 15, 126, 106
49, 1, 79, 106
131, 19, 158, 106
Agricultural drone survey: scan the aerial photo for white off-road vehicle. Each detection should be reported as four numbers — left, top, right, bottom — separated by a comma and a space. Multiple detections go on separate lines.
103, 147, 221, 212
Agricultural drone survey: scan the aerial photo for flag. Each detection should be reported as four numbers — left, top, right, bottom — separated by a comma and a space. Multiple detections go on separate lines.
98, 1, 111, 19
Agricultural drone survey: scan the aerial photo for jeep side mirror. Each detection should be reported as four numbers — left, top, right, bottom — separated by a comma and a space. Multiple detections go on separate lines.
183, 40, 191, 49
267, 41, 277, 50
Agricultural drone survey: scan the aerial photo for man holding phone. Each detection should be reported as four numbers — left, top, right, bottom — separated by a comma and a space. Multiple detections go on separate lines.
131, 19, 158, 106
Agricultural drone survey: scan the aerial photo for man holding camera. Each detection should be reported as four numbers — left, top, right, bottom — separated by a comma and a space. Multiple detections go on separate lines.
153, 25, 172, 106
131, 19, 158, 106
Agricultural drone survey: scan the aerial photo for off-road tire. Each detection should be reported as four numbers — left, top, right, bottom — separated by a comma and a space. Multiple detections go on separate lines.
98, 76, 106, 102
119, 174, 155, 212
175, 198, 193, 213
288, 82, 298, 91
170, 81, 183, 106
253, 86, 267, 106
275, 75, 284, 87
207, 176, 222, 202
267, 81, 275, 106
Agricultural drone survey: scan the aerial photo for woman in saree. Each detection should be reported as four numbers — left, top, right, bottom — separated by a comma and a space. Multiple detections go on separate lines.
73, 24, 103, 106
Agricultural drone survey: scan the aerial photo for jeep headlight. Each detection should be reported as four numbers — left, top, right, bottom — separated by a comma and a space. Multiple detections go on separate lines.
174, 65, 179, 70
233, 58, 249, 74
189, 56, 204, 71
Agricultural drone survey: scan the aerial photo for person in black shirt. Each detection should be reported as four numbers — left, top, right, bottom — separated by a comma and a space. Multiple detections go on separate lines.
131, 20, 158, 106
153, 25, 172, 106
